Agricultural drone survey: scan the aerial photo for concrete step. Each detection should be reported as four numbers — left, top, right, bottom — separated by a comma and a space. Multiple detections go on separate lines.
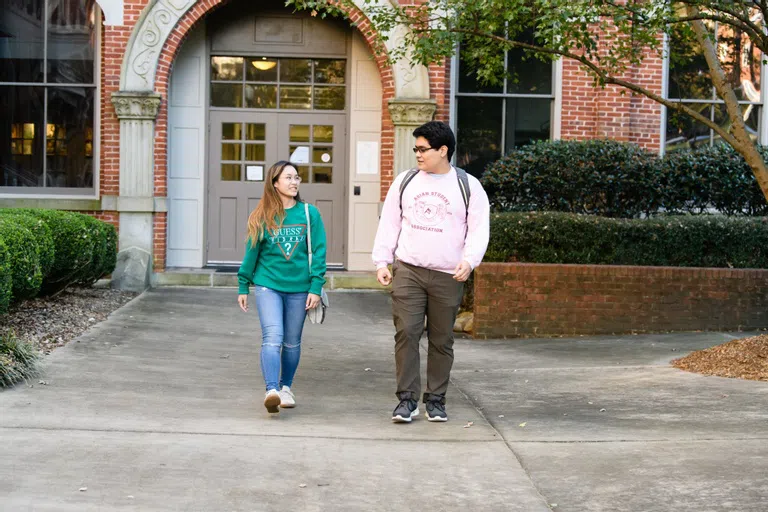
153, 268, 385, 290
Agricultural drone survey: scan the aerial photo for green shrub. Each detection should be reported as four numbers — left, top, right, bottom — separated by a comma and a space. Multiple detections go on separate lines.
78, 216, 117, 286
0, 239, 11, 315
0, 330, 41, 388
0, 218, 43, 301
0, 212, 56, 278
482, 140, 664, 218
482, 140, 768, 218
486, 212, 768, 268
3, 209, 96, 295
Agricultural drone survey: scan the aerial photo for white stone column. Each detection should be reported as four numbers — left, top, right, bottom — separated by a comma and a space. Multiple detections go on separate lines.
388, 99, 437, 175
110, 91, 162, 291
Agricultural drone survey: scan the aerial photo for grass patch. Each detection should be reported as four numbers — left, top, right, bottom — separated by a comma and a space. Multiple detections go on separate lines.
0, 330, 41, 388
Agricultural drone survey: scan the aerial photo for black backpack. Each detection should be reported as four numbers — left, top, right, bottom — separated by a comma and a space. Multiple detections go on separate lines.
398, 167, 471, 214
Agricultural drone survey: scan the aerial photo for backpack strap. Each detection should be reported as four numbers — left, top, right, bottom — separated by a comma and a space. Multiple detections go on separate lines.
398, 169, 419, 212
399, 167, 471, 215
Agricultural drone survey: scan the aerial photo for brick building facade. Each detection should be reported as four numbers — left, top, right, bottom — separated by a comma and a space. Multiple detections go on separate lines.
2, 0, 758, 290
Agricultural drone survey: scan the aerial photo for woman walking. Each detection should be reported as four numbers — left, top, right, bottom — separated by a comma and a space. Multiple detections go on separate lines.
237, 161, 327, 414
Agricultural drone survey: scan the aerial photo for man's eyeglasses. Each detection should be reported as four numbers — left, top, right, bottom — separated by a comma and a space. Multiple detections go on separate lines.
412, 146, 436, 155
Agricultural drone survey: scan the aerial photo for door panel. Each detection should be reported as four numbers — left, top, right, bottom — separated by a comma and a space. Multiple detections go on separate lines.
277, 114, 346, 265
206, 111, 346, 266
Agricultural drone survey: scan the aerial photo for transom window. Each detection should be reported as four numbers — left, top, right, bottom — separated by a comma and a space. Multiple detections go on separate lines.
210, 57, 346, 111
454, 31, 554, 177
665, 16, 764, 152
0, 0, 97, 192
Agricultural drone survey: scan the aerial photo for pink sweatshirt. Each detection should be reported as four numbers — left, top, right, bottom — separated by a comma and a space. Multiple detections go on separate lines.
372, 167, 490, 273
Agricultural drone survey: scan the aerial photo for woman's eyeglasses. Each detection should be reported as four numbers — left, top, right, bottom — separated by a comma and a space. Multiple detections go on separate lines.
282, 175, 302, 183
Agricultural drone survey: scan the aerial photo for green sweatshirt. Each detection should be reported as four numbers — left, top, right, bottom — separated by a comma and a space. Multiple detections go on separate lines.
237, 202, 327, 296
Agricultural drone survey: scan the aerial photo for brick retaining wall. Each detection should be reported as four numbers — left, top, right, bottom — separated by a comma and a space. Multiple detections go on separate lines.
473, 263, 768, 338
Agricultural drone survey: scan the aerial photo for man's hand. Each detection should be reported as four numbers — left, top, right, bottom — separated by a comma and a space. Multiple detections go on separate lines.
452, 260, 472, 282
238, 294, 248, 312
306, 293, 321, 310
377, 267, 392, 286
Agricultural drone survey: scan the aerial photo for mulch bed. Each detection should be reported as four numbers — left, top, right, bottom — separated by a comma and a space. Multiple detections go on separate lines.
1, 286, 138, 354
673, 334, 768, 382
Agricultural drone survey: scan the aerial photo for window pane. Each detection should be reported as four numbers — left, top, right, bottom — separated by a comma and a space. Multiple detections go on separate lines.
665, 104, 712, 152
244, 84, 277, 108
506, 31, 552, 94
211, 57, 243, 81
246, 58, 278, 82
211, 83, 243, 107
280, 86, 311, 109
221, 164, 241, 181
245, 123, 265, 141
221, 143, 241, 161
280, 59, 311, 83
667, 27, 713, 100
712, 103, 760, 144
0, 0, 44, 82
314, 60, 346, 84
313, 86, 345, 110
47, 0, 96, 84
289, 125, 310, 143
313, 125, 333, 143
1, 86, 45, 186
222, 123, 241, 140
718, 21, 762, 102
45, 86, 94, 187
245, 144, 265, 161
313, 166, 332, 184
297, 165, 310, 183
458, 46, 503, 94
504, 98, 551, 152
313, 147, 332, 164
456, 97, 503, 177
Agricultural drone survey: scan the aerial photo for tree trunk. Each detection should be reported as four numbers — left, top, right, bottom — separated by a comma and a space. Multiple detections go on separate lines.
688, 9, 768, 204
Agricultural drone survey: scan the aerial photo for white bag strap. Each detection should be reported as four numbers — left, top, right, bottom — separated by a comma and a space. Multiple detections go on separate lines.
305, 202, 312, 269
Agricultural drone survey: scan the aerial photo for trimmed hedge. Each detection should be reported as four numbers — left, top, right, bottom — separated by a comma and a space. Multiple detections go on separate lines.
0, 239, 11, 315
486, 212, 768, 268
0, 209, 117, 304
482, 140, 768, 217
0, 218, 43, 301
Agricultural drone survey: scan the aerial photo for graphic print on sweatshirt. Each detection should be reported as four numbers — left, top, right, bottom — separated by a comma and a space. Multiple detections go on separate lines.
412, 191, 452, 233
268, 224, 307, 260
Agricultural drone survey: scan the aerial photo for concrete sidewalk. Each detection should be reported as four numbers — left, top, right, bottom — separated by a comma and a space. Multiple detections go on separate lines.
1, 288, 767, 511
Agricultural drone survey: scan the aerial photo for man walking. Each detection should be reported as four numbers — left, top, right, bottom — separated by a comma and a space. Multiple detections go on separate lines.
372, 121, 490, 423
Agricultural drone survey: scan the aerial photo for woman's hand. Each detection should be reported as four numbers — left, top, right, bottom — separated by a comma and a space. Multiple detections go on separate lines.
306, 293, 321, 310
238, 294, 248, 312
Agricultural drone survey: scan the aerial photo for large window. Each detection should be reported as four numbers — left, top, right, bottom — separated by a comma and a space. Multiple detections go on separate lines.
454, 36, 554, 177
210, 56, 346, 111
0, 0, 97, 193
665, 16, 763, 152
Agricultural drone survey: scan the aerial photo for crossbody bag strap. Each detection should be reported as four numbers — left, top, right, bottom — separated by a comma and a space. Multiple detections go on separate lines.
305, 202, 312, 269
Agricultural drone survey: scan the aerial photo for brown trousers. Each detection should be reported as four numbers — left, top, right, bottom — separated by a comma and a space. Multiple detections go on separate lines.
391, 260, 465, 401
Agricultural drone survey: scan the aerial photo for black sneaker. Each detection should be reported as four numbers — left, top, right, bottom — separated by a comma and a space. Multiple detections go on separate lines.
392, 395, 419, 423
424, 394, 448, 422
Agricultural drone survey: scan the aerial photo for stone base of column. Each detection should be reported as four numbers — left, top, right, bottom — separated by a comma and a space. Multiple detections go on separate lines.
111, 212, 154, 292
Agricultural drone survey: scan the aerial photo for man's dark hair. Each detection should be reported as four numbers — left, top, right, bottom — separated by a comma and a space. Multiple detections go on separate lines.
413, 121, 456, 161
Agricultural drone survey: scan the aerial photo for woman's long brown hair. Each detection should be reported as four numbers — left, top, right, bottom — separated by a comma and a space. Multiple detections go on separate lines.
246, 161, 302, 244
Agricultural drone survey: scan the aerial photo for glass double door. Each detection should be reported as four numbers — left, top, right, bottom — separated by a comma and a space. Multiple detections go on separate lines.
206, 110, 346, 266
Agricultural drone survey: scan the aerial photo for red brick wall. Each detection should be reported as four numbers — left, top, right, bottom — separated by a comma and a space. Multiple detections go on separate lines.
559, 45, 663, 152
473, 263, 768, 338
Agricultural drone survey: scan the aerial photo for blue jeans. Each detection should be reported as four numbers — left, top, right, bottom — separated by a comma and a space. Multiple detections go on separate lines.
253, 286, 308, 391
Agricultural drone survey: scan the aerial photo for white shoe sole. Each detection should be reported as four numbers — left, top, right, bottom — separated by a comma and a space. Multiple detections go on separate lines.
426, 414, 448, 422
279, 401, 295, 408
392, 408, 420, 423
264, 393, 281, 414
